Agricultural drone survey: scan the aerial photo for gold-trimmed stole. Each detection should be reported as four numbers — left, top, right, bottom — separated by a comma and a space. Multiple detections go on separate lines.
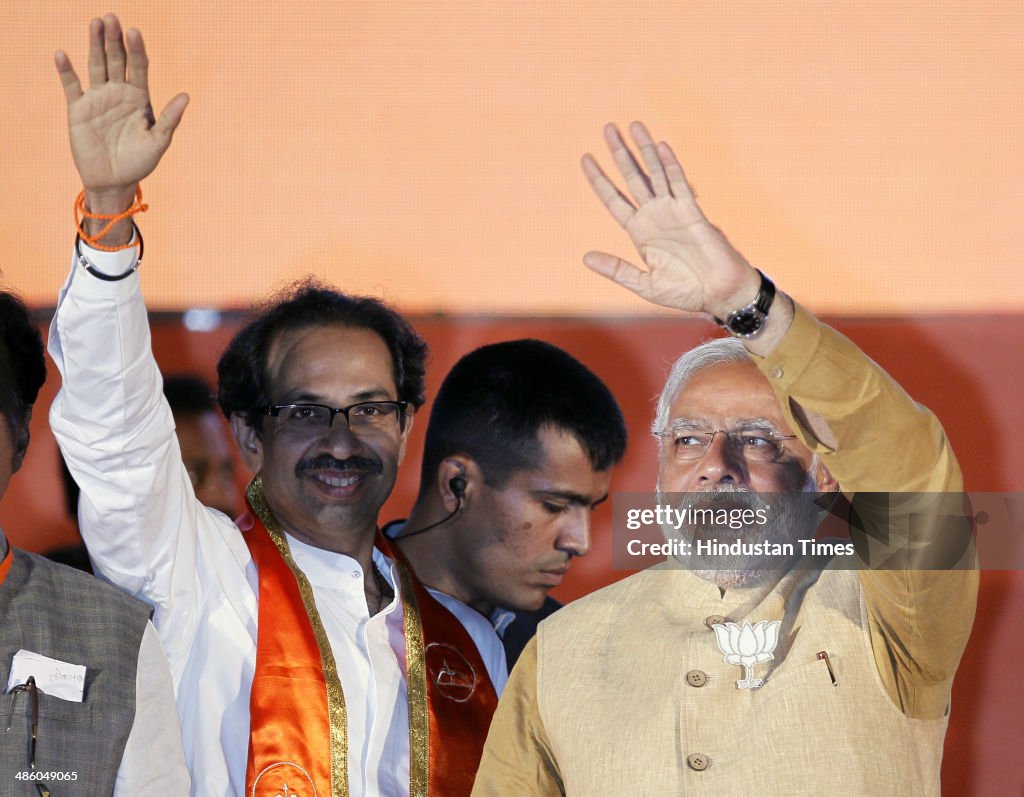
240, 477, 498, 797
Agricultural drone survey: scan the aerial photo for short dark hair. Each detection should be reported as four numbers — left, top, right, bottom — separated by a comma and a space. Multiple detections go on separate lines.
164, 373, 217, 418
217, 278, 428, 431
420, 339, 627, 493
0, 290, 46, 430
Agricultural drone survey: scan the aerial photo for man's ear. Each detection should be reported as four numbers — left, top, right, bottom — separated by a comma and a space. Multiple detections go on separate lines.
812, 458, 839, 494
436, 455, 480, 513
9, 406, 31, 474
230, 413, 264, 472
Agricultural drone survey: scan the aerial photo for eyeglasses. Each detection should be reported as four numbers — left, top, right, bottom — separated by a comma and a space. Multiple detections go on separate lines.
654, 424, 798, 463
264, 401, 408, 435
5, 676, 52, 795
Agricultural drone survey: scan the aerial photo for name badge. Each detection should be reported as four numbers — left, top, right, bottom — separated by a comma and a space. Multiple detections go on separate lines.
6, 650, 86, 702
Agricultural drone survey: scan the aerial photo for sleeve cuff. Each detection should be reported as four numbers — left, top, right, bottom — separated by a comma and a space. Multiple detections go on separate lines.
78, 233, 140, 277
751, 301, 822, 392
62, 236, 143, 303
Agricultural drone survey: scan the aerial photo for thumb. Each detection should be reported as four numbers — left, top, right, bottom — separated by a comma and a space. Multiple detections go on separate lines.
152, 92, 190, 143
583, 251, 650, 297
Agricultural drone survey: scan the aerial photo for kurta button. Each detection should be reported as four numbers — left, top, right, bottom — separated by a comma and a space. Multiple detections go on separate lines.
705, 614, 726, 629
770, 366, 784, 379
351, 570, 361, 579
687, 753, 710, 771
686, 670, 708, 687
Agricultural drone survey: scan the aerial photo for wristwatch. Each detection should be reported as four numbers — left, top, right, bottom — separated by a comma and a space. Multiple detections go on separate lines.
714, 270, 776, 338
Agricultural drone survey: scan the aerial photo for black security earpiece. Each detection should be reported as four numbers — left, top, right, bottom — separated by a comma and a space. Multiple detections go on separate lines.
394, 474, 467, 540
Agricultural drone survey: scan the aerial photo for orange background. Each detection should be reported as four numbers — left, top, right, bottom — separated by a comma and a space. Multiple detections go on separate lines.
1, 2, 1023, 795
1, 2, 1022, 314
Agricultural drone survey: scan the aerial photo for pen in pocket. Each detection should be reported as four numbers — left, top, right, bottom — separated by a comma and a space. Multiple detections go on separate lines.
817, 650, 838, 686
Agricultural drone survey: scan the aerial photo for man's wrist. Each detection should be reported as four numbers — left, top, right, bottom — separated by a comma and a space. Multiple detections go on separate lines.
742, 292, 794, 357
708, 269, 763, 323
82, 185, 138, 244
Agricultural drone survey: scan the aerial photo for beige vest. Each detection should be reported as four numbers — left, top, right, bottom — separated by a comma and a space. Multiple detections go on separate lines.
535, 564, 947, 796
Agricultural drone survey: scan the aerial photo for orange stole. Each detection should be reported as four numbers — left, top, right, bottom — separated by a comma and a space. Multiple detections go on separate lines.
239, 493, 499, 797
241, 506, 337, 797
378, 533, 500, 797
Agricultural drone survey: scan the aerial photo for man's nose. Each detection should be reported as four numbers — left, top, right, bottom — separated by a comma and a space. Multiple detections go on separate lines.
695, 431, 745, 485
319, 417, 362, 456
556, 512, 591, 558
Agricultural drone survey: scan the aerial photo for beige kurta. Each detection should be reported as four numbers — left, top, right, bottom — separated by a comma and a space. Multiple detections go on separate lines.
471, 304, 977, 796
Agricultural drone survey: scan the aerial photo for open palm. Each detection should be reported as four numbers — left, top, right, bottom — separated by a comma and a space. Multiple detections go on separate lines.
581, 122, 758, 319
56, 16, 188, 202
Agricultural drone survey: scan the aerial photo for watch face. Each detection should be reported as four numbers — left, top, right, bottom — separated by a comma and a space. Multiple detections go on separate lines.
726, 309, 766, 337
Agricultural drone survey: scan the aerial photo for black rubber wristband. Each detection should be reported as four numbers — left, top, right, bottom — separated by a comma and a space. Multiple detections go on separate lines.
74, 221, 144, 281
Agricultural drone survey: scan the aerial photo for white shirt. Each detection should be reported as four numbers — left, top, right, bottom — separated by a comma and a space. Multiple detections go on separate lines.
49, 246, 506, 796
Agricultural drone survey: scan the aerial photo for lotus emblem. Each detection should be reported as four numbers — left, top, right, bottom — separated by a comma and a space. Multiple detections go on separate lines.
711, 619, 782, 689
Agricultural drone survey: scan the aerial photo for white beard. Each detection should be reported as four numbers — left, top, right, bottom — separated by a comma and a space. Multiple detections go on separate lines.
657, 473, 824, 589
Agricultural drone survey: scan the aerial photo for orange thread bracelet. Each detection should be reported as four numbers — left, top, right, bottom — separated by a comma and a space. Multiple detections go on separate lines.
74, 187, 148, 252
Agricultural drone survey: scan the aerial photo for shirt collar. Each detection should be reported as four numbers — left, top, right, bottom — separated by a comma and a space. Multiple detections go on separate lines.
490, 607, 516, 638
284, 531, 396, 591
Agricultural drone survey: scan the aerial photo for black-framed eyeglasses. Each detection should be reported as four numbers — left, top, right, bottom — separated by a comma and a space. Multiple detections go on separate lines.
264, 401, 408, 435
654, 424, 798, 463
5, 675, 52, 795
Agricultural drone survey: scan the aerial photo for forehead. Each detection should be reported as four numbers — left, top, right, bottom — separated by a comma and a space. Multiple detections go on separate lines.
668, 360, 789, 428
535, 426, 593, 474
505, 426, 610, 497
265, 324, 397, 399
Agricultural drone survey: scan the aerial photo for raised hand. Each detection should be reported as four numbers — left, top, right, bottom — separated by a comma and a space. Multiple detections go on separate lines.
581, 122, 762, 321
55, 15, 188, 221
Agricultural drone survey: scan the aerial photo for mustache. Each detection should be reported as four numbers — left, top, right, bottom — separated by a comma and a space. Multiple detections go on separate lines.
295, 454, 383, 477
689, 484, 764, 511
695, 484, 751, 495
